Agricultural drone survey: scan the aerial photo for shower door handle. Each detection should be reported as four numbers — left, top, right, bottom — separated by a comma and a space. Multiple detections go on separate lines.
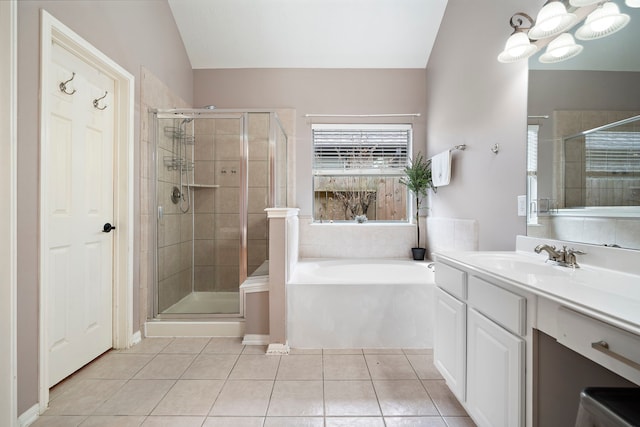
102, 223, 116, 233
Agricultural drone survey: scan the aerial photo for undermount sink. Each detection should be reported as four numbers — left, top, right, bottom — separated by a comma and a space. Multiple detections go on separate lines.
462, 252, 569, 276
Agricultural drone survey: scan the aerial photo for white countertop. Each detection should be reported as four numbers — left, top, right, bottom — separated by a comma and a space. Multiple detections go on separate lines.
435, 246, 640, 336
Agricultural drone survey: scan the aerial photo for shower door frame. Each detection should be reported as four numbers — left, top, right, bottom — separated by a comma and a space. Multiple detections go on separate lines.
152, 109, 280, 319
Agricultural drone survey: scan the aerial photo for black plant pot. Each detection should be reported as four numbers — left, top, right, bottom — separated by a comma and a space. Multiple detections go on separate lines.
412, 247, 426, 261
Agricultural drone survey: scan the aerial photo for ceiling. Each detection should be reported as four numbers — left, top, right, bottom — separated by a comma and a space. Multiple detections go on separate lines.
167, 0, 449, 69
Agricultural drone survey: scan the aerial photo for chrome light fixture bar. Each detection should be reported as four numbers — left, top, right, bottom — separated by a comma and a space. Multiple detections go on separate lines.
569, 0, 601, 6
497, 13, 539, 63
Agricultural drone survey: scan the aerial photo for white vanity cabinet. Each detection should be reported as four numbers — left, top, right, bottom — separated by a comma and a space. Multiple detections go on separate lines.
435, 239, 640, 427
467, 307, 524, 427
434, 287, 466, 400
434, 260, 529, 427
434, 262, 467, 401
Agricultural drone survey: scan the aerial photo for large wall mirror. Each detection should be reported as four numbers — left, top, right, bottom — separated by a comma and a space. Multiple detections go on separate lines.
527, 2, 640, 250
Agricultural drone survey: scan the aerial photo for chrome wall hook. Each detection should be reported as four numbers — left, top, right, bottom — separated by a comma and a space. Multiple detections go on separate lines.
490, 143, 500, 154
59, 72, 76, 95
93, 91, 108, 110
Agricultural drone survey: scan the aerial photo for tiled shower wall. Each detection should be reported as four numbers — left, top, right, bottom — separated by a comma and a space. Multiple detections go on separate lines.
193, 117, 243, 292
140, 68, 190, 323
247, 114, 270, 277
191, 113, 271, 293
155, 122, 193, 311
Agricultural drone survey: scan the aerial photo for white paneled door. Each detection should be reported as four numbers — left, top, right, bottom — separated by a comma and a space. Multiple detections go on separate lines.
46, 41, 115, 387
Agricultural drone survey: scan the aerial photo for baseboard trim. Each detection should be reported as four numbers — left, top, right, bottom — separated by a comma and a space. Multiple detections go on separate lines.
18, 403, 39, 427
242, 334, 269, 346
131, 330, 142, 346
266, 342, 290, 355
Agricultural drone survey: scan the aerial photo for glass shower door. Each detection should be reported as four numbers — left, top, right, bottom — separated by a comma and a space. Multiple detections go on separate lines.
154, 113, 244, 316
192, 115, 243, 314
152, 109, 286, 318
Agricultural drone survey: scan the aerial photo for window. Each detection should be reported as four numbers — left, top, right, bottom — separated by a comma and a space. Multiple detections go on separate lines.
312, 124, 411, 222
584, 130, 640, 206
527, 125, 539, 224
585, 131, 640, 174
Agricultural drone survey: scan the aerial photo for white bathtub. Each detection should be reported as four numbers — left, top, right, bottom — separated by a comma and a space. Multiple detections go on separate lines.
287, 259, 434, 349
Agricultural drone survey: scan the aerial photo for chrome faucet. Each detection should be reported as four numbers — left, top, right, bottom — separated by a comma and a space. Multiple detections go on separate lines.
534, 244, 586, 268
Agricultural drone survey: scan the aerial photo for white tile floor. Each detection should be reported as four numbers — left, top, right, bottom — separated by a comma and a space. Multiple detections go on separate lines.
34, 338, 476, 427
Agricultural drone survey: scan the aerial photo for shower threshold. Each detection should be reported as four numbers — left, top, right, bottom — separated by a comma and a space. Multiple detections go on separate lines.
162, 291, 239, 315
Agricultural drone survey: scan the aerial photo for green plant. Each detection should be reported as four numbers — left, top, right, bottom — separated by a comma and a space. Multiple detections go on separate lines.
400, 152, 435, 248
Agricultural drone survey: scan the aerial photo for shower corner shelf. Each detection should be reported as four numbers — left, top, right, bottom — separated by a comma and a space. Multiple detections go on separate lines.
186, 184, 220, 189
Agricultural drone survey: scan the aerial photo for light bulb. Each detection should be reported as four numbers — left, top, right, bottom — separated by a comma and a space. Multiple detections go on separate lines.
539, 33, 583, 63
498, 32, 538, 63
575, 1, 630, 40
529, 1, 577, 40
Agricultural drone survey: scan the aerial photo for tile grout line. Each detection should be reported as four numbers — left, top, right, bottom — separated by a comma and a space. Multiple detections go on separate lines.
321, 349, 326, 426
205, 341, 245, 418
141, 338, 207, 422
406, 352, 449, 420
84, 349, 162, 419
264, 352, 283, 423
362, 351, 387, 427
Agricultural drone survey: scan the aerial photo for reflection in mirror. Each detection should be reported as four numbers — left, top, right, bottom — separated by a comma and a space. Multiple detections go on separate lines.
527, 3, 640, 249
563, 114, 640, 208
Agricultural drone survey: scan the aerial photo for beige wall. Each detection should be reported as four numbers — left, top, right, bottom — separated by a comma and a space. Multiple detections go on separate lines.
193, 68, 429, 215
245, 292, 270, 336
17, 0, 192, 414
425, 0, 531, 251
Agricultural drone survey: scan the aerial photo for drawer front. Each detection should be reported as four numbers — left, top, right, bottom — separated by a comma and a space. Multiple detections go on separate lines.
435, 262, 467, 300
557, 307, 640, 384
468, 276, 526, 336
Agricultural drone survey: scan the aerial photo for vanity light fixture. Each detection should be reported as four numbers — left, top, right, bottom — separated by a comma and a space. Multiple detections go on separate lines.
497, 13, 539, 63
575, 1, 630, 40
528, 0, 578, 40
499, 0, 634, 64
539, 33, 584, 62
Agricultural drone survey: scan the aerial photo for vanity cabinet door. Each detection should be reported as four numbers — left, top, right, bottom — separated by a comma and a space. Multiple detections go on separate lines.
467, 308, 524, 427
434, 287, 466, 402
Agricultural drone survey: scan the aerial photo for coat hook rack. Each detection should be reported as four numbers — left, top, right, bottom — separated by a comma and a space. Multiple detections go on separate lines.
93, 91, 108, 110
59, 72, 76, 95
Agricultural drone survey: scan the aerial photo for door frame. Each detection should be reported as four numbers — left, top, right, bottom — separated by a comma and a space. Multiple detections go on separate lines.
39, 10, 135, 409
0, 0, 18, 425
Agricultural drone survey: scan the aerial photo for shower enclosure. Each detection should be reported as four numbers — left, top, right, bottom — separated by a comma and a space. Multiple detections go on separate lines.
152, 109, 287, 317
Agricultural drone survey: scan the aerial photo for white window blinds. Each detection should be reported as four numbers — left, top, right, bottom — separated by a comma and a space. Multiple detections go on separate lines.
527, 125, 539, 173
312, 124, 411, 174
586, 131, 640, 173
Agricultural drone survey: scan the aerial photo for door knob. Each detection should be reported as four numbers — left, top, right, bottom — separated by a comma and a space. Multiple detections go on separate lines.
102, 223, 116, 233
